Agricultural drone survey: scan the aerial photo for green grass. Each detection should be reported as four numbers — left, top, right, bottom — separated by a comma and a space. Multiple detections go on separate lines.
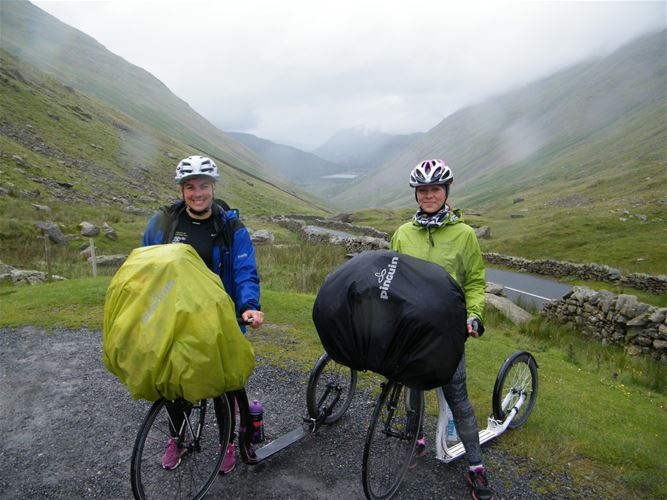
1, 277, 665, 497
255, 242, 348, 294
0, 276, 110, 329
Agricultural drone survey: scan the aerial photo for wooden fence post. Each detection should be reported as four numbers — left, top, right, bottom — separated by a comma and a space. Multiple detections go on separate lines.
43, 233, 52, 282
89, 237, 97, 277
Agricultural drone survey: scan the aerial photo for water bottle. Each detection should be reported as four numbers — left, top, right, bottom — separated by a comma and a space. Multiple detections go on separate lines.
249, 399, 265, 443
445, 405, 459, 445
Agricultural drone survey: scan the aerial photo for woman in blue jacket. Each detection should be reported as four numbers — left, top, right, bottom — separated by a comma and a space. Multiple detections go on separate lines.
142, 155, 263, 474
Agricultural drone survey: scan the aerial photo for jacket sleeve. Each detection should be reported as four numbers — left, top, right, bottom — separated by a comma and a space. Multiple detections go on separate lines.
390, 225, 404, 251
462, 229, 486, 322
230, 225, 261, 315
142, 212, 164, 246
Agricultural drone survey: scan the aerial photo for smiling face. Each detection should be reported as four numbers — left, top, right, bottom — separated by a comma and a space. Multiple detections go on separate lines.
181, 176, 214, 215
416, 185, 447, 214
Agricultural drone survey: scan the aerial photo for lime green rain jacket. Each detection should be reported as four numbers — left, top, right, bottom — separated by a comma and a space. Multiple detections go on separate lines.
390, 208, 486, 322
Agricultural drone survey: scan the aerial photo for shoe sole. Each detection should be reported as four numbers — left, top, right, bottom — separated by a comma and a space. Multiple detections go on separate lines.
162, 450, 187, 470
408, 450, 427, 469
467, 477, 494, 500
162, 459, 181, 470
220, 462, 236, 475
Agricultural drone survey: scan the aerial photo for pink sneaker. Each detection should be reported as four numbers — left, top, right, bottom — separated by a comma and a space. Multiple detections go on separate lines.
161, 437, 186, 470
415, 436, 427, 457
409, 437, 427, 469
220, 443, 236, 474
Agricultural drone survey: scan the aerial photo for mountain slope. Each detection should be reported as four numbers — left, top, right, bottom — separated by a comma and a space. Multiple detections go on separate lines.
0, 0, 290, 187
225, 132, 347, 182
313, 127, 423, 172
333, 30, 667, 210
0, 48, 328, 267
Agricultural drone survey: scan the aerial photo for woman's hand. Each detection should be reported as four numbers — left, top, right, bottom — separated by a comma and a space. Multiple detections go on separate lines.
467, 317, 484, 337
242, 309, 264, 328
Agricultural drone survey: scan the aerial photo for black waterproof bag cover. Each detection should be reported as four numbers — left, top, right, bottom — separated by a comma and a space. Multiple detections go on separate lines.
312, 250, 467, 390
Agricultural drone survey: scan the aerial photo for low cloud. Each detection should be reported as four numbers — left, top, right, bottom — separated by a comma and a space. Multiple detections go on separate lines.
35, 0, 666, 150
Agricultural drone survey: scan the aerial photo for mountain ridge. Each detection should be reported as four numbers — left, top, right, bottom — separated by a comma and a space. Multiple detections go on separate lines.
332, 29, 666, 210
0, 0, 291, 187
313, 127, 424, 172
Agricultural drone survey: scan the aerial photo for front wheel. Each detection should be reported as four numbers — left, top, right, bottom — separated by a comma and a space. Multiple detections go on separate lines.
492, 351, 538, 429
130, 396, 232, 499
362, 381, 423, 500
306, 352, 357, 424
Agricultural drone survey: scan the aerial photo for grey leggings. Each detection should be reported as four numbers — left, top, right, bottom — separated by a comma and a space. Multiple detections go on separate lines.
440, 353, 482, 466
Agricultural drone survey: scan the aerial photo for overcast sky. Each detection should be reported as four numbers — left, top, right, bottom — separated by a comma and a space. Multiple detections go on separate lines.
33, 0, 666, 150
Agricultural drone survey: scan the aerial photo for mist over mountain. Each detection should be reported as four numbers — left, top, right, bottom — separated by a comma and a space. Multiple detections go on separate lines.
313, 127, 424, 172
332, 29, 667, 210
0, 0, 288, 187
0, 0, 327, 234
225, 132, 348, 183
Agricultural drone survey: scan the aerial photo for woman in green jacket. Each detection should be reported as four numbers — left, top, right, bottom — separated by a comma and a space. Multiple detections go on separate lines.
391, 159, 493, 500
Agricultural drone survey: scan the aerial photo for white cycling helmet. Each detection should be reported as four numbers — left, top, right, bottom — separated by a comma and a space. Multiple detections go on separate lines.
174, 155, 219, 184
409, 159, 453, 187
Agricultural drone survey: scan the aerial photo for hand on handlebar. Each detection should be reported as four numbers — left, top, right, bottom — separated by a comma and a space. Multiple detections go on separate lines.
467, 317, 484, 338
241, 310, 264, 329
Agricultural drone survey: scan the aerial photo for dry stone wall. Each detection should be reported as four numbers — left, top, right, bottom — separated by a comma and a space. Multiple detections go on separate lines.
542, 286, 667, 363
279, 214, 389, 239
269, 215, 389, 252
483, 252, 667, 294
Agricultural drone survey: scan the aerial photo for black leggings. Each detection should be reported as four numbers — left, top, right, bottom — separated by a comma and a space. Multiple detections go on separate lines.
166, 394, 238, 445
440, 354, 482, 465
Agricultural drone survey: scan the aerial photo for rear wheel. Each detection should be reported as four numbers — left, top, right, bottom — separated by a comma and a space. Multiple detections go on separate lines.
306, 352, 357, 424
362, 381, 423, 500
130, 396, 232, 499
492, 351, 538, 428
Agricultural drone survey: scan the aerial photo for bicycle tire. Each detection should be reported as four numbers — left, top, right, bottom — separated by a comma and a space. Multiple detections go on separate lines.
130, 396, 232, 499
362, 381, 423, 500
492, 351, 538, 429
306, 352, 357, 424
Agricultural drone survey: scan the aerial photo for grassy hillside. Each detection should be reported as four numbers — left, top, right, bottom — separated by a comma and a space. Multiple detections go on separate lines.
333, 30, 666, 210
332, 30, 666, 275
0, 49, 328, 270
0, 0, 294, 187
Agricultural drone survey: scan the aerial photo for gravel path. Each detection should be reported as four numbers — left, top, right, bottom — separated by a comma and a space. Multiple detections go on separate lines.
0, 327, 591, 499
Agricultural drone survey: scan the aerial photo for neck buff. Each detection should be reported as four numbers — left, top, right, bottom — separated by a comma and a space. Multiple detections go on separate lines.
413, 205, 457, 228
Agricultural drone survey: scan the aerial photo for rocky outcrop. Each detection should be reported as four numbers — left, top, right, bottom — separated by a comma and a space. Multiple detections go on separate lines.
251, 229, 275, 245
484, 282, 533, 324
483, 252, 666, 294
35, 220, 67, 245
542, 286, 667, 363
485, 293, 533, 324
0, 261, 65, 285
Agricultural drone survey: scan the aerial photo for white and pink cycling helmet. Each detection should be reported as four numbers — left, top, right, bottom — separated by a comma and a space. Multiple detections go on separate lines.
409, 159, 453, 188
174, 155, 219, 184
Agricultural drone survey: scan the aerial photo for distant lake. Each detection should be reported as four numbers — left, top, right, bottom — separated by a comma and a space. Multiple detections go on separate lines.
321, 174, 359, 179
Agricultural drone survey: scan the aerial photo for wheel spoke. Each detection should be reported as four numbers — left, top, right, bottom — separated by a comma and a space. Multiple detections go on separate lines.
131, 397, 231, 499
362, 382, 422, 499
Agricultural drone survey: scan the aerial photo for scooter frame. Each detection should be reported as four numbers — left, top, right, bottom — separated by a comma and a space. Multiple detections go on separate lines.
435, 350, 538, 463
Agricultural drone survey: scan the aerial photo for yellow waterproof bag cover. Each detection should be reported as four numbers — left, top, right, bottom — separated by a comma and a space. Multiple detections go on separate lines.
103, 244, 254, 403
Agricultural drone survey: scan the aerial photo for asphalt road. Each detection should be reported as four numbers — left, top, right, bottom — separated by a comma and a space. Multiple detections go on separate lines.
486, 268, 572, 310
